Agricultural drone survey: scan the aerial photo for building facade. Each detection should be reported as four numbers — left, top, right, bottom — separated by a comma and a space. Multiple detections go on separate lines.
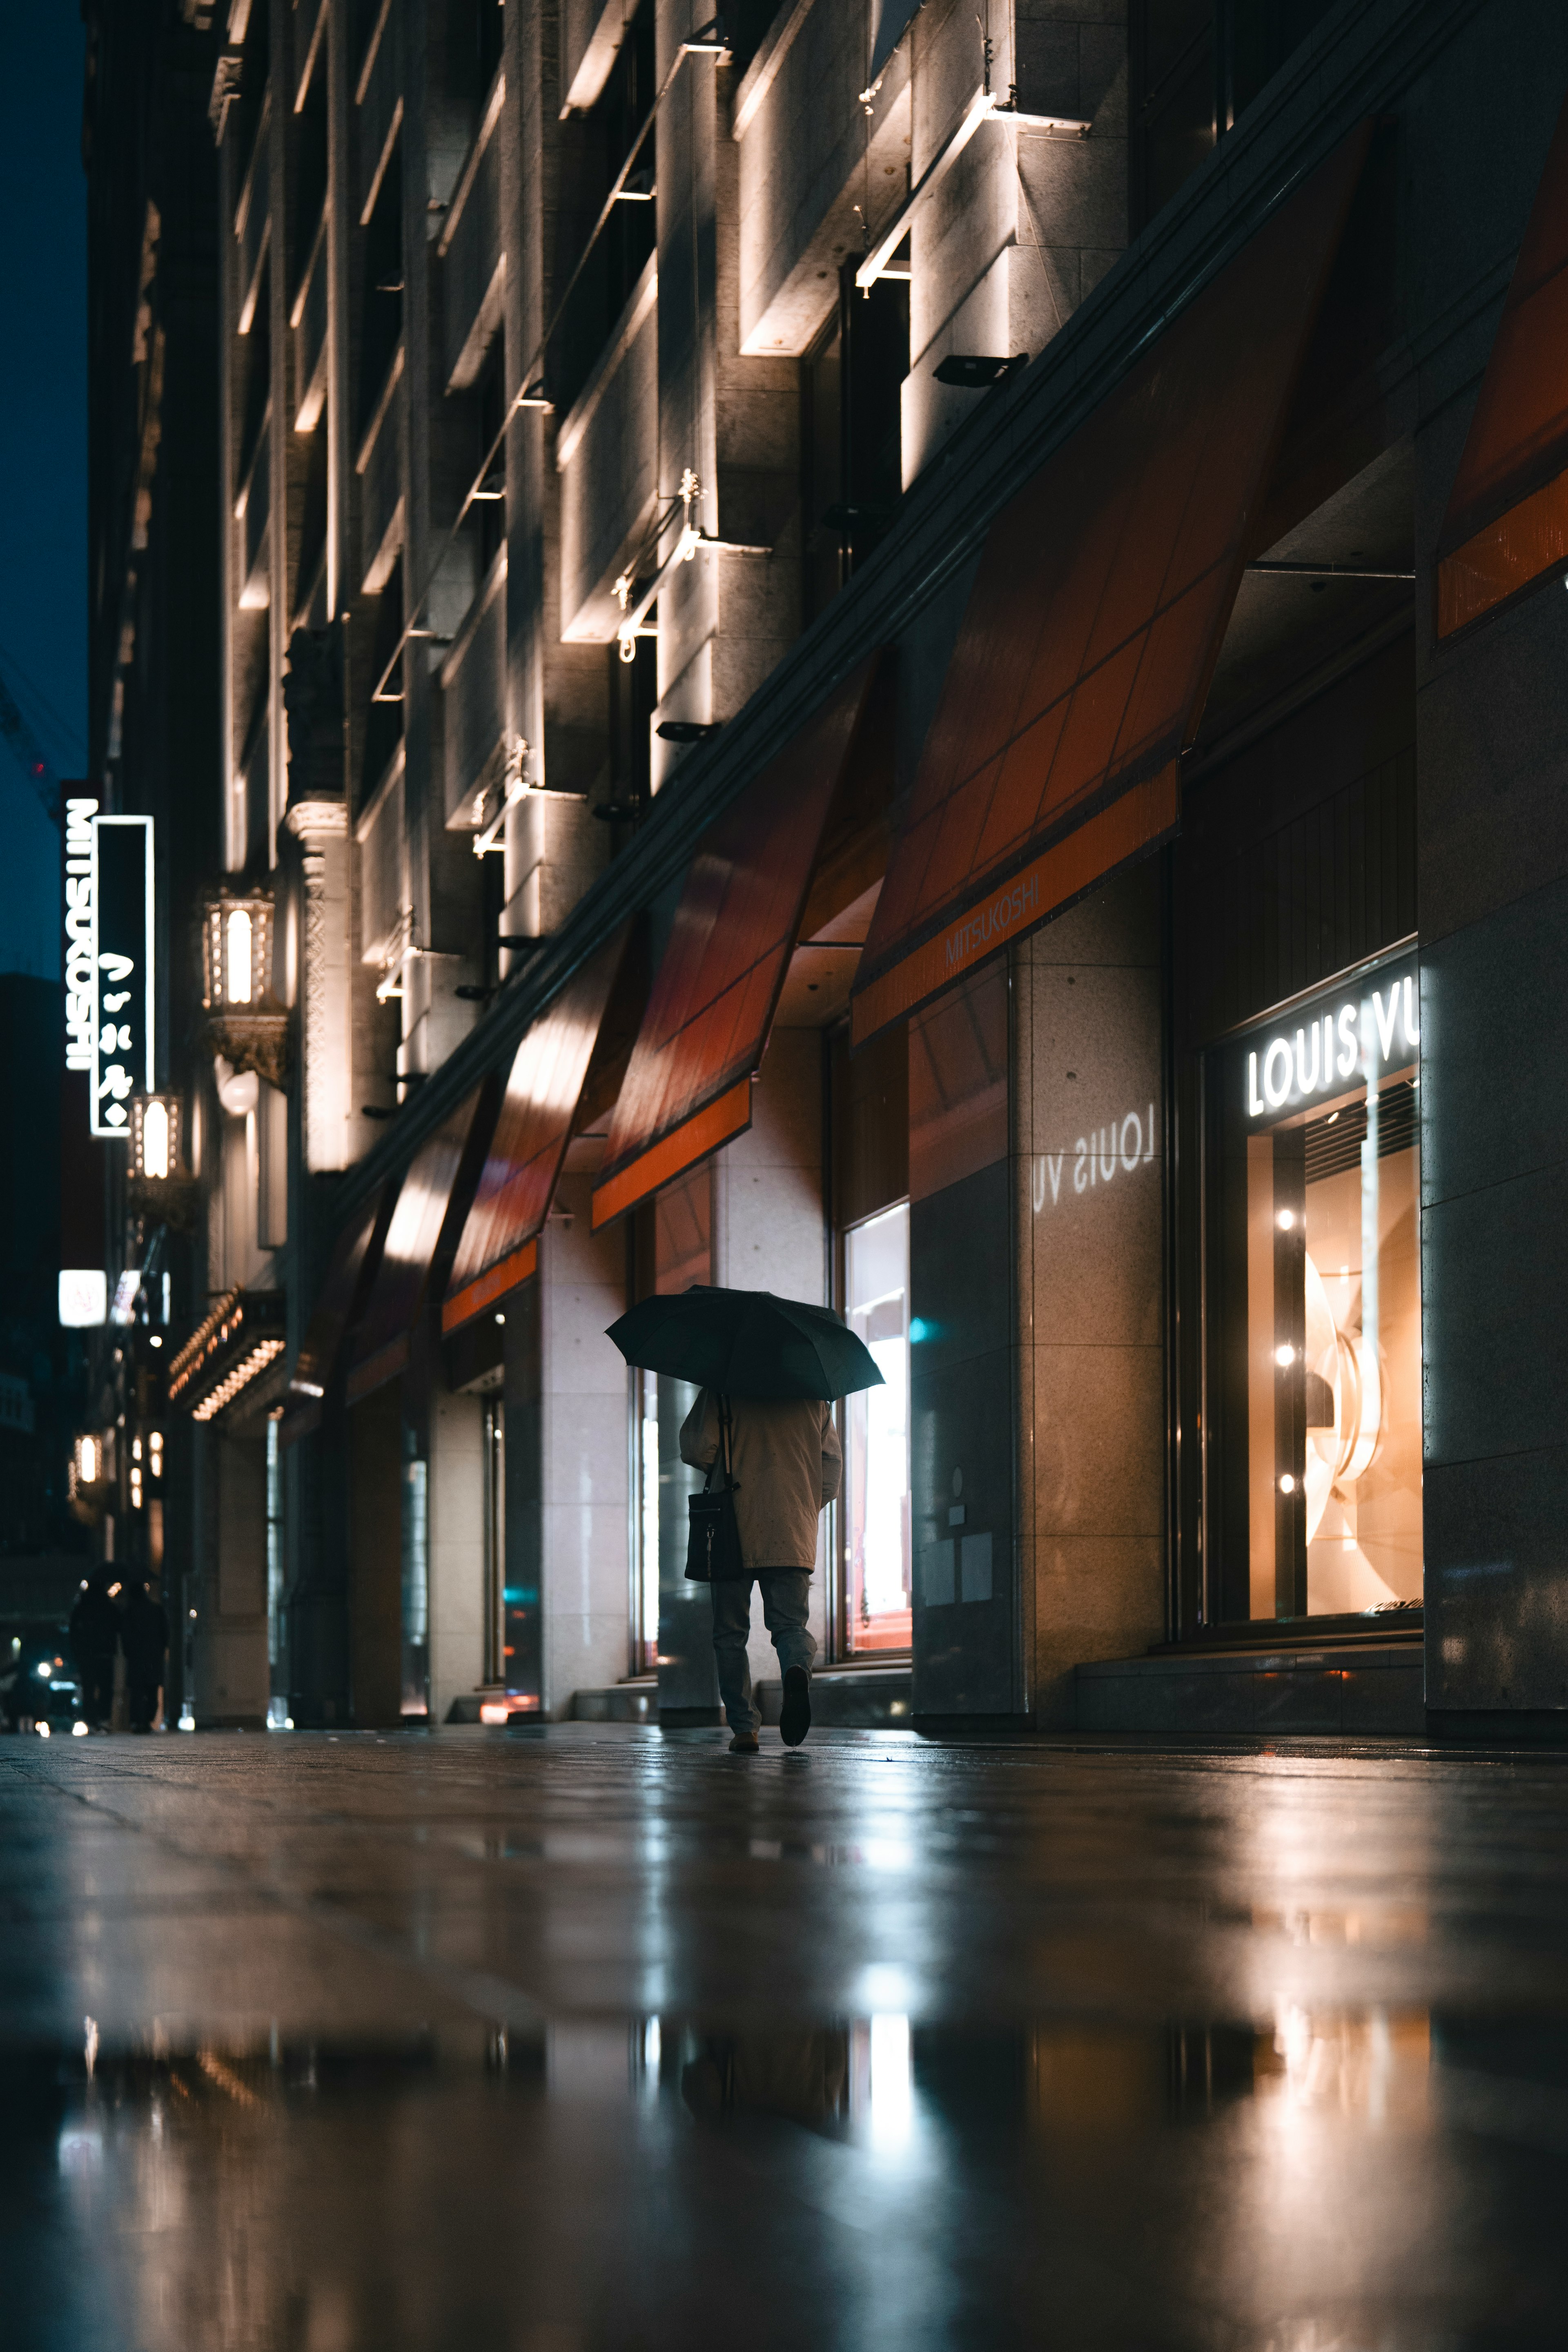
80, 0, 1568, 1738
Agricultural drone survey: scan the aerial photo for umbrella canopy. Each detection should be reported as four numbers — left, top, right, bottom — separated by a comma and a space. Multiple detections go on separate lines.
606, 1285, 884, 1401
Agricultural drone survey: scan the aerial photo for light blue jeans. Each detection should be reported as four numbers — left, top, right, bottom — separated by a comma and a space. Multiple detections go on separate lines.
710, 1572, 816, 1736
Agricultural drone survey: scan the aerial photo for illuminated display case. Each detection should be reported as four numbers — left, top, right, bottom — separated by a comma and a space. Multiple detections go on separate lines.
1203, 952, 1423, 1625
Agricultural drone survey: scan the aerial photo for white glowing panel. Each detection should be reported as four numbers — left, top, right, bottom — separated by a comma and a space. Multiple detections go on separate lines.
58, 1270, 107, 1328
88, 815, 156, 1138
62, 797, 98, 1072
1245, 958, 1419, 1121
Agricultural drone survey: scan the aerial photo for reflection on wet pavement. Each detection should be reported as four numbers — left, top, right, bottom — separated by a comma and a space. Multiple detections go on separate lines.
10, 2011, 1568, 2350
4, 1725, 1568, 2348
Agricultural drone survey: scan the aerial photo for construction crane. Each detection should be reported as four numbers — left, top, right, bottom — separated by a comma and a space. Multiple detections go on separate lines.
0, 650, 63, 824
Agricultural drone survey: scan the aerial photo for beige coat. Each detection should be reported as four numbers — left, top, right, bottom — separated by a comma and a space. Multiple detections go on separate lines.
678, 1391, 843, 1573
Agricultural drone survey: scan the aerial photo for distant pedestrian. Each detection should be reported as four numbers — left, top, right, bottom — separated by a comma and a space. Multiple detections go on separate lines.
69, 1575, 120, 1731
121, 1580, 169, 1733
679, 1392, 842, 1753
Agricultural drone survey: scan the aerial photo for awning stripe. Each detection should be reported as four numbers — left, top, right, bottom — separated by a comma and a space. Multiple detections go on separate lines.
589, 1078, 752, 1233
344, 1084, 494, 1405
1435, 92, 1568, 635
591, 658, 880, 1229
442, 931, 628, 1334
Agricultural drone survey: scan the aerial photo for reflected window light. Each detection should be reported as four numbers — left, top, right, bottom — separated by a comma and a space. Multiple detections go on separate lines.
226, 906, 253, 1004
868, 2013, 914, 2151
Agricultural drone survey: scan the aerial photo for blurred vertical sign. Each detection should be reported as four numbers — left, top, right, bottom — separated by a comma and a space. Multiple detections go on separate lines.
86, 812, 154, 1138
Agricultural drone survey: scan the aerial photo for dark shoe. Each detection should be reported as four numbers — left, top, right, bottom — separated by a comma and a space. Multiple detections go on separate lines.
780, 1666, 811, 1748
729, 1731, 759, 1753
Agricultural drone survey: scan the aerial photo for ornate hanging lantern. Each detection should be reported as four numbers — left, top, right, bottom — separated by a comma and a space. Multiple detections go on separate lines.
200, 885, 291, 1089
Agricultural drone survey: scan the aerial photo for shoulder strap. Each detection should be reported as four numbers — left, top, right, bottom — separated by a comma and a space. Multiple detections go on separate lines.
699, 1391, 735, 1492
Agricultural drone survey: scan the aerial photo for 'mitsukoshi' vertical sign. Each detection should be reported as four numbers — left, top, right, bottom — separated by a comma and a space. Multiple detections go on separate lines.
89, 815, 155, 1137
63, 796, 98, 1073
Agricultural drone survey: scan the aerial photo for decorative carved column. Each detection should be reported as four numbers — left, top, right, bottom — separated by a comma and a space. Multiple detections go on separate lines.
283, 799, 352, 1172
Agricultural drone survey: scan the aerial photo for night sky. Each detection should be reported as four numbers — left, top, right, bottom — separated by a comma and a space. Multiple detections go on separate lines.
0, 9, 87, 984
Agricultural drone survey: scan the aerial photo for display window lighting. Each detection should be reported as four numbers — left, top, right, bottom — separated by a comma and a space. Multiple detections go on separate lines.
190, 1336, 286, 1421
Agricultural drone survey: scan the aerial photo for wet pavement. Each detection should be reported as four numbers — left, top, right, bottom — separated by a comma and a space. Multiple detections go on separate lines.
4, 1722, 1568, 2349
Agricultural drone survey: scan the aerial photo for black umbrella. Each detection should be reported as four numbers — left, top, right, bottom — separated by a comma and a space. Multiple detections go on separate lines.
606, 1285, 885, 1401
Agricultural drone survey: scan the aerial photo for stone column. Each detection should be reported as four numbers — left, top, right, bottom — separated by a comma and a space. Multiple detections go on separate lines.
283, 799, 353, 1172
1011, 866, 1165, 1728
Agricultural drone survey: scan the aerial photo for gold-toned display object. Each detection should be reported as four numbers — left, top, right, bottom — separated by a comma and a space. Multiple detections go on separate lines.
200, 886, 291, 1089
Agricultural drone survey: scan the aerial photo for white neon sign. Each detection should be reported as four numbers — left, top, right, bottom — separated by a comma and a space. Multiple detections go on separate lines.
1245, 962, 1418, 1120
87, 815, 156, 1138
63, 797, 98, 1072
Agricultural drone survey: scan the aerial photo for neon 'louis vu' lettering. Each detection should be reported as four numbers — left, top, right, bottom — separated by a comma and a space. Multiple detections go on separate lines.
1245, 971, 1419, 1120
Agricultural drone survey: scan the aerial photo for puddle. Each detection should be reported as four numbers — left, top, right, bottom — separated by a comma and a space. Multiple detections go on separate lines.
4, 2011, 1567, 2348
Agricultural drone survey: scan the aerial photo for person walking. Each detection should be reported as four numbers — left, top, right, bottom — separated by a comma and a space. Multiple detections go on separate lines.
69, 1574, 120, 1732
679, 1390, 841, 1753
122, 1579, 169, 1733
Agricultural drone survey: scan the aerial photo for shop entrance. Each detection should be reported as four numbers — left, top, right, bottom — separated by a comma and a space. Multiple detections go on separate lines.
1210, 953, 1423, 1623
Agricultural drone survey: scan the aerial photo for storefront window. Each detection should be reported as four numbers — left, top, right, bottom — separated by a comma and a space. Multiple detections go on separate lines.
1209, 954, 1422, 1620
842, 1203, 911, 1650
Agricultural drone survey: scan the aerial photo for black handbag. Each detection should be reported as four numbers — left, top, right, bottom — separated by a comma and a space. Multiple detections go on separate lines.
685, 1395, 744, 1581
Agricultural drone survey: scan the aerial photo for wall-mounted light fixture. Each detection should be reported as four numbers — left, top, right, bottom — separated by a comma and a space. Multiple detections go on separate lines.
72, 1431, 114, 1489
131, 1094, 184, 1182
202, 888, 275, 1011
200, 884, 291, 1090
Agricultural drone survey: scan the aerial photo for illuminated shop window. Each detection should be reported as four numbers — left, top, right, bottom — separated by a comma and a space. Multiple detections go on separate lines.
1209, 955, 1423, 1621
842, 1203, 911, 1652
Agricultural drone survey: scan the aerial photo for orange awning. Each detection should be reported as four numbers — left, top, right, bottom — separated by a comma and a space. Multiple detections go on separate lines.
278, 1187, 394, 1446
1436, 96, 1568, 635
850, 128, 1370, 1048
345, 1085, 495, 1405
443, 931, 630, 1333
590, 657, 881, 1229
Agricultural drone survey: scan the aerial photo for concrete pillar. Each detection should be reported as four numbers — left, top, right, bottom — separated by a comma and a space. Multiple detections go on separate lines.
1418, 398, 1568, 1722
1011, 866, 1165, 1727
539, 1169, 631, 1715
428, 1383, 486, 1723
283, 800, 354, 1169
194, 1421, 270, 1727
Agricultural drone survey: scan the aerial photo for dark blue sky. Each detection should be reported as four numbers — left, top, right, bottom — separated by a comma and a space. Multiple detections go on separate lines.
0, 9, 87, 982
